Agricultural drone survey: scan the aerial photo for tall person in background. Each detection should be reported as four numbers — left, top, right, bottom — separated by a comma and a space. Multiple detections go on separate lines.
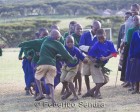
63, 21, 77, 39
120, 3, 140, 87
117, 12, 132, 85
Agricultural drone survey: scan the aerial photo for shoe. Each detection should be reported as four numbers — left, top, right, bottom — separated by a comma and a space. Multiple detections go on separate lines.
82, 92, 92, 98
61, 92, 72, 100
70, 96, 79, 101
35, 95, 45, 101
26, 90, 30, 95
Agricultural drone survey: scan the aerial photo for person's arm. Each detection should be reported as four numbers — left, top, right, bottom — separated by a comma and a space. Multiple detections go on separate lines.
57, 42, 77, 64
117, 25, 123, 51
18, 39, 41, 48
0, 48, 2, 56
18, 48, 24, 60
100, 41, 117, 61
27, 49, 35, 60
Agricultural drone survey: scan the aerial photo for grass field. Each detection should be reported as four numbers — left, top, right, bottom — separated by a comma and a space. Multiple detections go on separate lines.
0, 49, 140, 112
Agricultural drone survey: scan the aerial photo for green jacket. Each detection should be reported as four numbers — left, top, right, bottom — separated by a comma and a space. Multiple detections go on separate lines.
127, 26, 140, 46
37, 37, 77, 66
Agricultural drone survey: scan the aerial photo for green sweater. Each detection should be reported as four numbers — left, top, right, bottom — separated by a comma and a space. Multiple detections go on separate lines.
127, 26, 140, 46
0, 48, 2, 56
72, 33, 80, 47
37, 37, 76, 66
18, 37, 47, 63
18, 47, 33, 59
63, 32, 69, 39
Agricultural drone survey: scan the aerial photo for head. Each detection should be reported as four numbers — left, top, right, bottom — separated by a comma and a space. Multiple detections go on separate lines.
50, 29, 62, 40
133, 15, 140, 27
130, 3, 140, 16
74, 23, 83, 36
69, 21, 77, 34
124, 11, 132, 21
51, 24, 60, 31
91, 20, 102, 34
96, 29, 106, 43
38, 28, 49, 38
65, 35, 74, 48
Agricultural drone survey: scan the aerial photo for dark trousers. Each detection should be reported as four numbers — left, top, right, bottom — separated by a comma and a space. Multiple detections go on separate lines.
120, 44, 129, 81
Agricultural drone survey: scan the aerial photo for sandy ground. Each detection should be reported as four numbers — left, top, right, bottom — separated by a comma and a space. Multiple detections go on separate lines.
0, 74, 140, 112
0, 50, 140, 112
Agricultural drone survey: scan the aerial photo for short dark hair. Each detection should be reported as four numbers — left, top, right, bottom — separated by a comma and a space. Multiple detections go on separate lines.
96, 29, 106, 35
125, 11, 132, 16
131, 3, 140, 11
70, 21, 77, 25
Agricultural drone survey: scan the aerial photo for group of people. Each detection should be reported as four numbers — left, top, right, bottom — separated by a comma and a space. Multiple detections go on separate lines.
17, 3, 140, 105
117, 3, 140, 94
18, 19, 117, 105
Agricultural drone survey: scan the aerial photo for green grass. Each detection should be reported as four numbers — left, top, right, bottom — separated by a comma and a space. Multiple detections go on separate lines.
0, 48, 23, 83
0, 15, 91, 29
0, 48, 119, 84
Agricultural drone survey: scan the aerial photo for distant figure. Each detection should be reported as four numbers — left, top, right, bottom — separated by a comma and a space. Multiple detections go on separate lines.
120, 3, 140, 87
63, 21, 77, 39
117, 12, 132, 72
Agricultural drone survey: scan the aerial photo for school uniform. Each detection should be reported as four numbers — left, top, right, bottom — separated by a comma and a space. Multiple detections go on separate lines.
19, 37, 64, 95
126, 30, 140, 82
79, 31, 98, 76
88, 40, 117, 83
35, 37, 77, 86
123, 27, 140, 82
18, 47, 34, 90
60, 46, 85, 82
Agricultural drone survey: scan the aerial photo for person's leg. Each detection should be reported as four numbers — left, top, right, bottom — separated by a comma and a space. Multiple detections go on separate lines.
94, 83, 103, 99
77, 72, 82, 95
34, 65, 47, 101
120, 45, 129, 81
85, 75, 90, 91
35, 79, 45, 101
48, 84, 56, 104
27, 60, 35, 93
73, 75, 78, 92
22, 59, 30, 94
61, 81, 72, 100
132, 82, 139, 94
82, 63, 90, 92
69, 82, 78, 101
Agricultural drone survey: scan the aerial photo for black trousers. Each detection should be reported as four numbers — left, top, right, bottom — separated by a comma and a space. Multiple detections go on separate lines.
120, 44, 129, 81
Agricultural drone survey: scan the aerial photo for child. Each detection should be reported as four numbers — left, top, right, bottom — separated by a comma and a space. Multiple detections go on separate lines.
86, 29, 117, 99
60, 35, 88, 101
18, 47, 34, 95
72, 23, 83, 95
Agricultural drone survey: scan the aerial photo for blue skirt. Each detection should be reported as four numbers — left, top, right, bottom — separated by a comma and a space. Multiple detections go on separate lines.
126, 58, 140, 83
125, 57, 133, 82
